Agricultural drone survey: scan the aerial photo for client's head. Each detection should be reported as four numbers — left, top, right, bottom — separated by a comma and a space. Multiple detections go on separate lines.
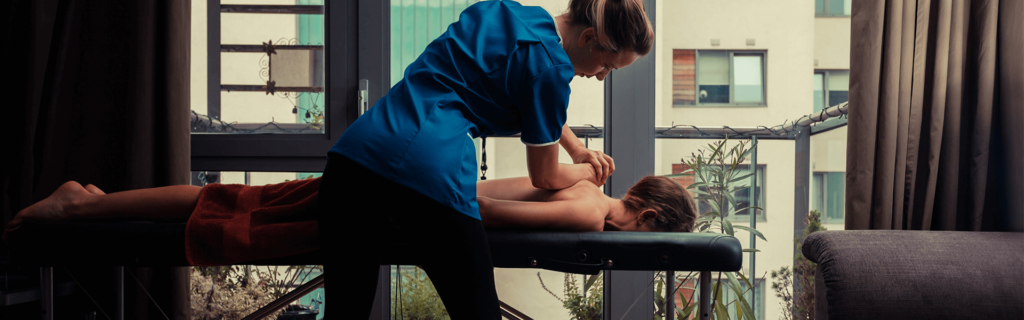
621, 176, 698, 232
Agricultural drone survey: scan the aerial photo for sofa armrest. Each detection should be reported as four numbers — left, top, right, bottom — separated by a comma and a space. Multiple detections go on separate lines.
802, 230, 1023, 320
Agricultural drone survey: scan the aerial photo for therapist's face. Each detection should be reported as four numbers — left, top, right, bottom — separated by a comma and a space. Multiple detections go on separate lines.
567, 28, 640, 81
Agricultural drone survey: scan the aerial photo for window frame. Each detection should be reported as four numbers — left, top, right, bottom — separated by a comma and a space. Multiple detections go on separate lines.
191, 0, 359, 173
696, 164, 768, 222
813, 69, 849, 114
815, 0, 851, 17
812, 171, 845, 224
675, 50, 768, 108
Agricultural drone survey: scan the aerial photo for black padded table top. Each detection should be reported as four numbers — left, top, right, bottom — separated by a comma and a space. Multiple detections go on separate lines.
5, 222, 742, 273
381, 230, 742, 274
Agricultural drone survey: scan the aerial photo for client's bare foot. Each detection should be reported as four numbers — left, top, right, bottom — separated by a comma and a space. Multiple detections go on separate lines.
4, 181, 96, 241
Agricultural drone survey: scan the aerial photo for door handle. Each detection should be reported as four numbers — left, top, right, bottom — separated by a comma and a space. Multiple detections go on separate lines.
357, 79, 370, 116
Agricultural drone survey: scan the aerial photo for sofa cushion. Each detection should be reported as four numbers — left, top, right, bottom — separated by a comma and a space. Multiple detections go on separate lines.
802, 230, 1023, 320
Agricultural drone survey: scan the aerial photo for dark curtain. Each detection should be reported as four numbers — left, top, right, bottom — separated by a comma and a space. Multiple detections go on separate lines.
846, 0, 1023, 231
2, 0, 191, 319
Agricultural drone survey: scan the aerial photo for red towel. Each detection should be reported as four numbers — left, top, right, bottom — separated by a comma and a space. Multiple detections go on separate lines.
185, 177, 321, 266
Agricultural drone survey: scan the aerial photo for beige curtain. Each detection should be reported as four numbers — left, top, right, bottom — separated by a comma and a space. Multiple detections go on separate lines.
846, 0, 1023, 231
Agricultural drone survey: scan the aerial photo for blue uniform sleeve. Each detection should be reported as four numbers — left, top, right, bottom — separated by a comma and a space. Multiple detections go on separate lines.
518, 64, 574, 146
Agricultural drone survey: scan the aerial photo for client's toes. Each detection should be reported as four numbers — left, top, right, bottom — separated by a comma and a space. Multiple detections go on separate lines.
85, 184, 106, 195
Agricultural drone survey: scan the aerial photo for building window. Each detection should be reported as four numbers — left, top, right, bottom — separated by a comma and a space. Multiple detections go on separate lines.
671, 164, 766, 222
813, 70, 849, 113
673, 50, 766, 106
812, 172, 845, 223
816, 0, 851, 16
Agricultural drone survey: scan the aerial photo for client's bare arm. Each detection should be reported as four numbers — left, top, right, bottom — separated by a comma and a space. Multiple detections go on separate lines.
478, 197, 603, 231
477, 179, 606, 231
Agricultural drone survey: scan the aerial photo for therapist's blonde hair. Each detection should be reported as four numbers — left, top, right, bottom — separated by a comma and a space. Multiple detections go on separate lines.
566, 0, 654, 55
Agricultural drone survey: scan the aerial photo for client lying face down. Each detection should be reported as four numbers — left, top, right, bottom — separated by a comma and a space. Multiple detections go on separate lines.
3, 174, 697, 242
477, 175, 697, 232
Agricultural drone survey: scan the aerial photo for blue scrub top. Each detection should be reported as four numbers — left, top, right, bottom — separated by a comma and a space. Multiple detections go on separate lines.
329, 0, 574, 219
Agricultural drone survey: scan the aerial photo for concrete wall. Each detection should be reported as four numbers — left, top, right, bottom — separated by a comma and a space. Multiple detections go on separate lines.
656, 0, 815, 127
814, 17, 851, 70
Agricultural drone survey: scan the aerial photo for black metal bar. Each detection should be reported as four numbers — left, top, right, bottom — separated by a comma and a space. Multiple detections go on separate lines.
220, 85, 324, 93
42, 267, 53, 320
809, 117, 849, 135
750, 136, 758, 315
191, 111, 324, 134
241, 274, 324, 320
699, 271, 710, 320
793, 128, 811, 304
191, 157, 327, 173
221, 44, 324, 52
220, 5, 323, 14
115, 267, 123, 320
207, 0, 222, 120
499, 300, 535, 320
666, 271, 675, 320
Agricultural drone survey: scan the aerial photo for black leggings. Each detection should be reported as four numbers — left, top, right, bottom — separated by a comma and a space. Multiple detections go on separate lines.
318, 155, 500, 319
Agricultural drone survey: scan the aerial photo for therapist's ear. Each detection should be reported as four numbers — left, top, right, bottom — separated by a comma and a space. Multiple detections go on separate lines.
577, 27, 598, 48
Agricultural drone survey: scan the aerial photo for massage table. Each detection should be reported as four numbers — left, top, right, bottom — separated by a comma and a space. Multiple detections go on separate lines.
5, 222, 742, 320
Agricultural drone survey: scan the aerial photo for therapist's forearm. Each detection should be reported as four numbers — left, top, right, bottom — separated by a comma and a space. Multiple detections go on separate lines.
558, 123, 585, 154
532, 163, 594, 190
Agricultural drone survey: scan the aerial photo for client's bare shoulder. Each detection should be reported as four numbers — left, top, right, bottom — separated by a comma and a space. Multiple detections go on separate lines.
550, 180, 610, 230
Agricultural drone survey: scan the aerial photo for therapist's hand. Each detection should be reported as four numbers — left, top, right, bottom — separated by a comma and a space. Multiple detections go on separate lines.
569, 147, 614, 186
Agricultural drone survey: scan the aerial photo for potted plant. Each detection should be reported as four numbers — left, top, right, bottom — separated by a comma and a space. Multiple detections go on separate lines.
538, 272, 603, 320
657, 137, 766, 320
191, 265, 323, 320
771, 210, 826, 320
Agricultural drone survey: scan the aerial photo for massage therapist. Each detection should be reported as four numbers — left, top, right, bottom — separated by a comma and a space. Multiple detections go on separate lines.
323, 0, 655, 317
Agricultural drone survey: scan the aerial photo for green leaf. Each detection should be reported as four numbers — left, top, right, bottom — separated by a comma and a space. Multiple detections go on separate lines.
733, 225, 767, 241
708, 201, 721, 215
731, 206, 762, 212
656, 278, 664, 297
680, 302, 696, 320
714, 296, 730, 320
725, 192, 739, 211
741, 248, 760, 253
723, 220, 735, 237
729, 173, 754, 183
737, 271, 754, 290
697, 215, 717, 222
662, 172, 693, 178
726, 272, 757, 320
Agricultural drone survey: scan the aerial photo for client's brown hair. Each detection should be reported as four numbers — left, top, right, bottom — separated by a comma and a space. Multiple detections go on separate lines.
621, 176, 698, 232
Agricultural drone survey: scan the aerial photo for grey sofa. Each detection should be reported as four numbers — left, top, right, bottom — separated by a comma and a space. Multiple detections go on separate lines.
802, 230, 1023, 320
